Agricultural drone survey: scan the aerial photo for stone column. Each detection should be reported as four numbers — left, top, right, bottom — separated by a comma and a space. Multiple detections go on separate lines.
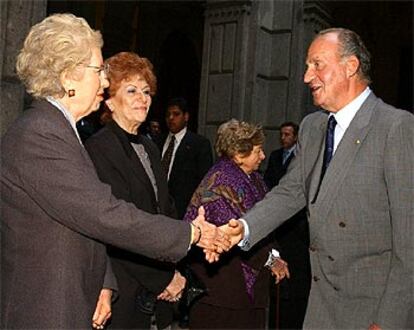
250, 0, 308, 153
198, 0, 332, 158
198, 0, 253, 143
302, 1, 331, 115
0, 0, 47, 137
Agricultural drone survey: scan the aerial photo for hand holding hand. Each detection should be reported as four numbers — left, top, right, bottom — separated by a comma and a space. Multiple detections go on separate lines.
220, 219, 244, 247
92, 288, 112, 329
269, 258, 290, 284
191, 206, 231, 253
157, 271, 186, 303
203, 219, 245, 263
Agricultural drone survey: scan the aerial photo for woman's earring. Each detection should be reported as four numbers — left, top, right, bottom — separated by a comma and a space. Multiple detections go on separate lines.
68, 89, 76, 97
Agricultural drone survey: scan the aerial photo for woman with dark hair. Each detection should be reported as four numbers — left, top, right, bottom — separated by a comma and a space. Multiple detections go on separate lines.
184, 119, 289, 329
85, 52, 186, 329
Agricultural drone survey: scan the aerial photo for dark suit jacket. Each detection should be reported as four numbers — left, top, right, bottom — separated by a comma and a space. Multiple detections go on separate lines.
161, 130, 213, 219
1, 100, 190, 329
85, 121, 178, 328
264, 148, 293, 189
264, 148, 311, 329
264, 148, 310, 291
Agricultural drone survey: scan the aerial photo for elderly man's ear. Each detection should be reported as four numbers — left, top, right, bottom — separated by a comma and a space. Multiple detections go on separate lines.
345, 55, 360, 78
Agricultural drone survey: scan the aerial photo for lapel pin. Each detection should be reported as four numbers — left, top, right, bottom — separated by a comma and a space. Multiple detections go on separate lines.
355, 139, 361, 144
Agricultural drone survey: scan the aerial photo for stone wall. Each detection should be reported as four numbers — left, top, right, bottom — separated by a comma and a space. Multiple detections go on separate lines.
0, 0, 47, 137
198, 0, 330, 163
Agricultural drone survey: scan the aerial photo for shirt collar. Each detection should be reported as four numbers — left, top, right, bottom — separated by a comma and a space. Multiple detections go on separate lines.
332, 87, 371, 131
284, 144, 297, 154
46, 96, 83, 145
169, 126, 187, 145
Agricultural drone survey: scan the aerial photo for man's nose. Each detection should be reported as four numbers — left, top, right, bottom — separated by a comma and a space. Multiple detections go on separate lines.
304, 67, 313, 84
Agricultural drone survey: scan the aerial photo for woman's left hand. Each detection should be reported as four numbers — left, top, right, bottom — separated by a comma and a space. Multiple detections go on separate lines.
92, 288, 112, 329
157, 271, 186, 302
270, 258, 290, 284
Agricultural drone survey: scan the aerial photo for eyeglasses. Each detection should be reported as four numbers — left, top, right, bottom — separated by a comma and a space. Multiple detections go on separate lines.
85, 63, 110, 77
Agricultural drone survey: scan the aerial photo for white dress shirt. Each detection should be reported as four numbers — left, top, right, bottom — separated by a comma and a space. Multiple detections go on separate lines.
162, 126, 187, 180
331, 87, 371, 153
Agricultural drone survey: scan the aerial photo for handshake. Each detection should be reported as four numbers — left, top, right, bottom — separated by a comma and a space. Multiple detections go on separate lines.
190, 206, 245, 262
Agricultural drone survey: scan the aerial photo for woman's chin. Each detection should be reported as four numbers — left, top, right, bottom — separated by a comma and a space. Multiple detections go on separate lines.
90, 101, 102, 112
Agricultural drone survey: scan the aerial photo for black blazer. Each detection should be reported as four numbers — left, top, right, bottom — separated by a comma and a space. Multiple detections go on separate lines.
161, 130, 213, 219
85, 121, 179, 328
264, 148, 310, 298
263, 148, 294, 189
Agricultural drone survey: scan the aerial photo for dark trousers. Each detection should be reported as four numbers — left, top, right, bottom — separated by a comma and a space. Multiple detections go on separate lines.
190, 302, 266, 329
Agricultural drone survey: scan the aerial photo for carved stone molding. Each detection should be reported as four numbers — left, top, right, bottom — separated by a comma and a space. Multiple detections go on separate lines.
205, 0, 252, 19
303, 1, 331, 32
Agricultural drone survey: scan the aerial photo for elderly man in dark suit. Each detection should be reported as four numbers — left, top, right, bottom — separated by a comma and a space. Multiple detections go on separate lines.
161, 97, 213, 220
223, 28, 413, 329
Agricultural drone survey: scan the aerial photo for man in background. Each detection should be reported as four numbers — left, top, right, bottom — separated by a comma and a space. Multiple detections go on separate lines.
145, 119, 162, 146
160, 97, 213, 327
264, 121, 299, 188
264, 121, 311, 329
160, 97, 213, 220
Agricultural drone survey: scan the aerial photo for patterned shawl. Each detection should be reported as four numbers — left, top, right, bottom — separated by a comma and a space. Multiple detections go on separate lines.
184, 157, 268, 300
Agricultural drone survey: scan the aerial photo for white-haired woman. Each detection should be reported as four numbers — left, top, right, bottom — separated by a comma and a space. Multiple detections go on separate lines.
1, 13, 225, 330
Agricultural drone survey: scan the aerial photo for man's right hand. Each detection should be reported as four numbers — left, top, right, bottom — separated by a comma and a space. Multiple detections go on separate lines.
220, 219, 244, 247
191, 206, 231, 254
202, 219, 245, 262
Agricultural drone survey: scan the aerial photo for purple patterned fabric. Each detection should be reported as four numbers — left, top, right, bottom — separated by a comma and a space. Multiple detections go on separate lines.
184, 157, 268, 301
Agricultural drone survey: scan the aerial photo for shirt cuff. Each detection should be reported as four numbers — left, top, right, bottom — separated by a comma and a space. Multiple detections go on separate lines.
189, 223, 194, 250
237, 218, 250, 250
264, 249, 280, 268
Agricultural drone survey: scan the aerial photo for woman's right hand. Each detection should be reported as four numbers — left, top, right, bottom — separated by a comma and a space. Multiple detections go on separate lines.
157, 271, 186, 303
270, 258, 290, 284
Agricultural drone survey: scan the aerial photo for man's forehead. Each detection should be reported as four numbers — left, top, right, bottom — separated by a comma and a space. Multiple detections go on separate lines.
167, 106, 183, 114
306, 36, 340, 60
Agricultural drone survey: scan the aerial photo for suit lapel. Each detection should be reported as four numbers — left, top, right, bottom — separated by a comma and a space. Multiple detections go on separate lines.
311, 93, 379, 236
307, 116, 329, 204
171, 131, 191, 169
109, 122, 156, 199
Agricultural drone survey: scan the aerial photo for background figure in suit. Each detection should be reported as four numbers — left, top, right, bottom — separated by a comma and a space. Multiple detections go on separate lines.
85, 52, 186, 329
264, 122, 299, 188
184, 119, 289, 329
264, 122, 311, 329
1, 14, 228, 329
161, 97, 213, 220
145, 119, 163, 146
224, 28, 413, 329
160, 97, 213, 327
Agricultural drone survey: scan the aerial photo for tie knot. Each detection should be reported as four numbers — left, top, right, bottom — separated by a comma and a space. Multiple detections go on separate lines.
328, 115, 337, 130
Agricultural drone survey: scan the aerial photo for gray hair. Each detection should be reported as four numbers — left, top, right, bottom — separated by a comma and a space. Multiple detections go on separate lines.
317, 28, 371, 84
215, 119, 264, 158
